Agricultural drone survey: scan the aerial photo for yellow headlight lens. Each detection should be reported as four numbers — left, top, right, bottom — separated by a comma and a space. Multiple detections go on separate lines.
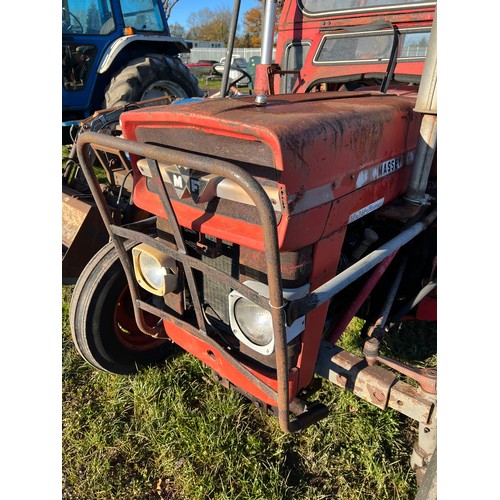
132, 243, 178, 296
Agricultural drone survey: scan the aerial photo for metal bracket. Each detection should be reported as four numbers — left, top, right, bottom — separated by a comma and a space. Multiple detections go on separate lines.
315, 341, 435, 423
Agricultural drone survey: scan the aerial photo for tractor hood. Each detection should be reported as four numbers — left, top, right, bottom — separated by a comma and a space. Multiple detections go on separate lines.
121, 90, 421, 196
119, 90, 422, 251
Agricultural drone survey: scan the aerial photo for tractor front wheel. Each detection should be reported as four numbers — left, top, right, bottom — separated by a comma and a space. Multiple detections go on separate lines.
104, 55, 203, 108
70, 240, 176, 374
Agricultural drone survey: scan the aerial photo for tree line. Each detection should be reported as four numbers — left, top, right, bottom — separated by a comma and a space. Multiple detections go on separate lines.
164, 1, 282, 48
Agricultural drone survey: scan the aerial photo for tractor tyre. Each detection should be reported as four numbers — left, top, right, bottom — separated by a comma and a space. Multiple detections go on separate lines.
104, 55, 203, 108
70, 240, 176, 375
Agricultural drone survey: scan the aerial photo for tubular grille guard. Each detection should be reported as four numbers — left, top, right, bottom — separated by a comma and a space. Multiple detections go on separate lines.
75, 130, 311, 433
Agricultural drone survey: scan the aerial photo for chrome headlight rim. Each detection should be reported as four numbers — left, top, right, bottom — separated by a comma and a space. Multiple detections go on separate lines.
233, 296, 274, 347
228, 281, 309, 356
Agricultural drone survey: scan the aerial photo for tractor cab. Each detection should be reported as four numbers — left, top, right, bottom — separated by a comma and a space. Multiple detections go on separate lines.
268, 0, 436, 94
62, 0, 190, 127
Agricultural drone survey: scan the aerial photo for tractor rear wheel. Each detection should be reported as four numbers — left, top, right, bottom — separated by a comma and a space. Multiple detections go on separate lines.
104, 55, 203, 108
70, 240, 176, 374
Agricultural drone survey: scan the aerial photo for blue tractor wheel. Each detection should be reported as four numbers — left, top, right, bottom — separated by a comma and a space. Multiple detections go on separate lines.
104, 54, 203, 108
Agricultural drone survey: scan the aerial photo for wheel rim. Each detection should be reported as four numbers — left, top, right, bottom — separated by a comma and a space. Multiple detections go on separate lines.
141, 80, 189, 100
113, 286, 167, 351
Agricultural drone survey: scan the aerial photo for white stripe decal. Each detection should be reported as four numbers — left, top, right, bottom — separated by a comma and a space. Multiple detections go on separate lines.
348, 198, 384, 224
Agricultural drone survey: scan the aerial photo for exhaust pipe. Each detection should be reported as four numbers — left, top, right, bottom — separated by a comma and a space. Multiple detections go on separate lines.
254, 0, 277, 104
260, 0, 277, 66
405, 13, 437, 205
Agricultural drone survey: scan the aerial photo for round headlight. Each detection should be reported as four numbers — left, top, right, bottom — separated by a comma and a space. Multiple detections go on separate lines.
138, 251, 166, 290
234, 297, 273, 346
132, 243, 178, 296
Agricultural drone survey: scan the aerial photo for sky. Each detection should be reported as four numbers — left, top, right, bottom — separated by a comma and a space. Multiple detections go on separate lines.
168, 0, 258, 28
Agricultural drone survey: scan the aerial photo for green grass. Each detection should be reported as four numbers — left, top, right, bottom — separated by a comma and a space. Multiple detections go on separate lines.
198, 76, 250, 95
63, 285, 436, 499
199, 77, 223, 90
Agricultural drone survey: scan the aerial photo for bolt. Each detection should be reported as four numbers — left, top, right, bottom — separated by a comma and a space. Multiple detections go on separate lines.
363, 337, 380, 365
255, 94, 267, 106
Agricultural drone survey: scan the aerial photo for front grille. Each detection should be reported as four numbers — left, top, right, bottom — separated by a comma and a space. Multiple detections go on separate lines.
200, 240, 240, 325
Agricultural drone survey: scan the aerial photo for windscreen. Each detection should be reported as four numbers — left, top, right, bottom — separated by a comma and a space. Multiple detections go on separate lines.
62, 0, 114, 35
314, 28, 430, 64
120, 0, 166, 32
299, 0, 435, 15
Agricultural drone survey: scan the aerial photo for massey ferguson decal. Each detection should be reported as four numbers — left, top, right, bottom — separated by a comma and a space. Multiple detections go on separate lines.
166, 165, 219, 203
356, 150, 415, 189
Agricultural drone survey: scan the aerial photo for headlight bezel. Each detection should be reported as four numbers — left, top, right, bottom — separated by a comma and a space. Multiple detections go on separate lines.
233, 296, 274, 347
132, 243, 178, 296
228, 281, 309, 356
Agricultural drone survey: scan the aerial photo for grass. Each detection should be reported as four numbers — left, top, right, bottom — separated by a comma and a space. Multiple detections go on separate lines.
197, 76, 251, 96
63, 284, 436, 499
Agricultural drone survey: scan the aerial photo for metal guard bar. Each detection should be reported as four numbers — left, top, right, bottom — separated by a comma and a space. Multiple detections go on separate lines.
75, 131, 300, 432
112, 225, 270, 311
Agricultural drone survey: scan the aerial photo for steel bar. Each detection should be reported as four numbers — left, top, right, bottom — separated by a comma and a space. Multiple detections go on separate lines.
220, 0, 242, 97
326, 252, 397, 344
376, 356, 437, 394
112, 224, 271, 310
261, 0, 277, 65
75, 142, 163, 338
146, 158, 206, 331
288, 209, 437, 323
366, 253, 408, 337
391, 281, 436, 323
405, 12, 437, 204
315, 341, 436, 423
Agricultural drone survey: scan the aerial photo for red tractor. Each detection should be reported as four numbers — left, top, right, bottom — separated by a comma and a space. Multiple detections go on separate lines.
69, 0, 437, 491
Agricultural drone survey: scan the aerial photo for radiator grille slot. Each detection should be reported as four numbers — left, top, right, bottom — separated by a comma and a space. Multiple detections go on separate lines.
200, 240, 240, 325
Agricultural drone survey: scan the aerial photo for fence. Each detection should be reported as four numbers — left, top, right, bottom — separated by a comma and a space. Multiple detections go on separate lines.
182, 47, 276, 63
400, 46, 428, 58
183, 45, 425, 63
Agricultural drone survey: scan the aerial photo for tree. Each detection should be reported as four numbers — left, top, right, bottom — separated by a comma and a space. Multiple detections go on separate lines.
241, 1, 283, 48
242, 7, 261, 47
86, 1, 100, 32
162, 0, 181, 21
186, 7, 232, 43
169, 22, 186, 38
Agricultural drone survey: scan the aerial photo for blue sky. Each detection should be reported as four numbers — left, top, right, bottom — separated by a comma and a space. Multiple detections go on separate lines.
169, 0, 258, 28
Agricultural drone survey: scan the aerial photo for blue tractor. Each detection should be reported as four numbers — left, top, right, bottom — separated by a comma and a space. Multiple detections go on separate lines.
62, 0, 205, 280
62, 0, 203, 143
